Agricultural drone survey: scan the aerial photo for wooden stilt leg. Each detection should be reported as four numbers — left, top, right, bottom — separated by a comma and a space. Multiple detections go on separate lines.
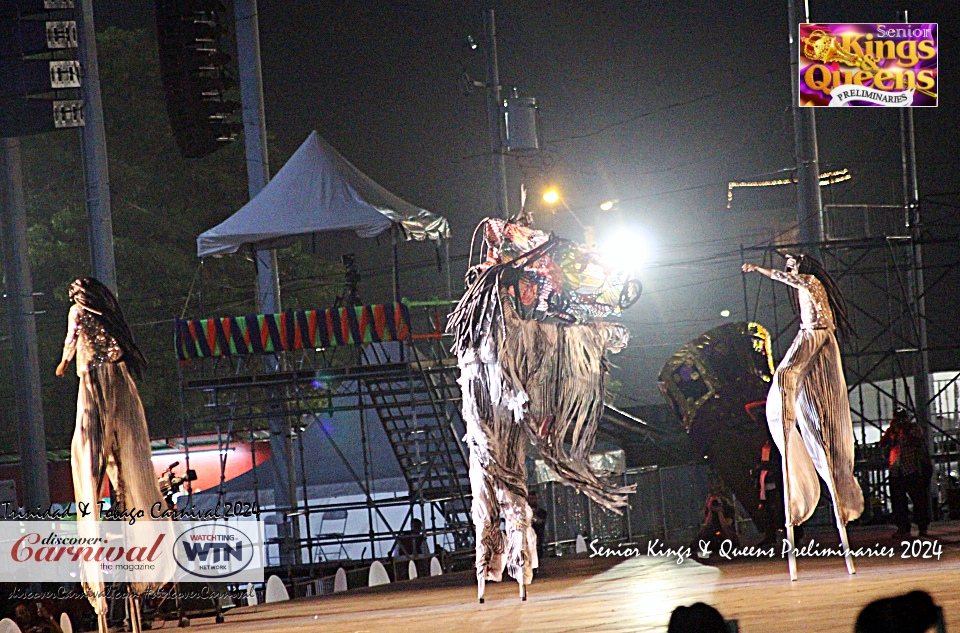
784, 523, 798, 582
519, 581, 526, 602
127, 593, 142, 633
477, 572, 485, 604
782, 425, 798, 581
836, 519, 856, 575
825, 471, 856, 575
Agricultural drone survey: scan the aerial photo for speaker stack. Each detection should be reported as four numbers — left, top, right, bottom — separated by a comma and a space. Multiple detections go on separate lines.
155, 0, 240, 158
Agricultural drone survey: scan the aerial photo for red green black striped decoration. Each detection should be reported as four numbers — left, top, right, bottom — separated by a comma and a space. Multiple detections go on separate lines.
174, 303, 410, 360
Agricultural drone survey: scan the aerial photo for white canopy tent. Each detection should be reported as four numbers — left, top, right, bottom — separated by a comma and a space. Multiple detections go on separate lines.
197, 131, 449, 258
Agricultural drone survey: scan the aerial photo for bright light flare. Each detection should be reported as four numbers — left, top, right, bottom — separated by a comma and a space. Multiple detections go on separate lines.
720, 310, 731, 318
601, 228, 653, 272
543, 189, 559, 204
599, 199, 617, 211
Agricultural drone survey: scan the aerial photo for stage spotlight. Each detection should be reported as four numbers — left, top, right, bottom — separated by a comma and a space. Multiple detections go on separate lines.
721, 310, 731, 317
543, 189, 559, 204
599, 199, 618, 211
601, 228, 653, 272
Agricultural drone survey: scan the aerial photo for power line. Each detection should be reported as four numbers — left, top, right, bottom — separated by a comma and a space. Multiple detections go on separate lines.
542, 67, 781, 145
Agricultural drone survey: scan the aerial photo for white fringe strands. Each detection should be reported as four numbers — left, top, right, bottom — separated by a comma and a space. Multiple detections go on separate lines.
448, 261, 634, 598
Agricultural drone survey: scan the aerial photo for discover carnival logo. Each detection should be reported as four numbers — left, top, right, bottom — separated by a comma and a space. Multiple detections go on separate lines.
798, 23, 937, 107
11, 531, 165, 565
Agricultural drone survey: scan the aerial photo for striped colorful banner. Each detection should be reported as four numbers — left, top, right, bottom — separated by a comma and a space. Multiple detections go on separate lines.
174, 303, 411, 360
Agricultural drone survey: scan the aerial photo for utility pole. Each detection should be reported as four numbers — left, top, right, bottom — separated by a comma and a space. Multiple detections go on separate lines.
787, 0, 823, 245
1, 138, 50, 510
234, 0, 299, 564
233, 0, 280, 315
897, 8, 933, 485
76, 0, 117, 292
483, 9, 508, 219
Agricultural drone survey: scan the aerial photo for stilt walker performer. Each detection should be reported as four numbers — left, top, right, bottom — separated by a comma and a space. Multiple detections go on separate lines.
742, 255, 863, 580
56, 278, 172, 632
448, 219, 639, 602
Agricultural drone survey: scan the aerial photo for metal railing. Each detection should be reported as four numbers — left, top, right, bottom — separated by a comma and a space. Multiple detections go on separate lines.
537, 464, 710, 554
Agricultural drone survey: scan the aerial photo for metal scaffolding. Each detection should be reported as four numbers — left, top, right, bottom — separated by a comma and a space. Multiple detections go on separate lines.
175, 302, 473, 577
741, 209, 960, 522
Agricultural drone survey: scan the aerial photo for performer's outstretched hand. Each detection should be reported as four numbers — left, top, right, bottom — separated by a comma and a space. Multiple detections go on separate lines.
742, 263, 772, 278
56, 360, 68, 377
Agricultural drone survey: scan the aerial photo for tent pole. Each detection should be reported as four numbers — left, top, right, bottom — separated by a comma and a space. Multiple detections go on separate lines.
198, 259, 204, 318
392, 225, 401, 304
445, 240, 452, 302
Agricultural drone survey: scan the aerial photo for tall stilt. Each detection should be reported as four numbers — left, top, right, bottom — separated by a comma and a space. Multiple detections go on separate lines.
97, 611, 108, 633
126, 593, 142, 633
784, 524, 798, 581
519, 580, 527, 601
835, 513, 856, 575
825, 470, 856, 575
477, 573, 485, 603
781, 425, 798, 581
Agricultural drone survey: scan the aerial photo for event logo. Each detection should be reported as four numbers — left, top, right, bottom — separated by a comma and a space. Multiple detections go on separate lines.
0, 520, 264, 583
798, 23, 937, 107
10, 531, 165, 564
173, 524, 258, 579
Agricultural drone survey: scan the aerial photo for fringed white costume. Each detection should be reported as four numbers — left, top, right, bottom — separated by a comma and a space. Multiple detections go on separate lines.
58, 278, 171, 631
449, 259, 633, 602
763, 266, 864, 579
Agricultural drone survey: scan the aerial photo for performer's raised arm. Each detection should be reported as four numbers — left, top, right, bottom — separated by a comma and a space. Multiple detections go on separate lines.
743, 257, 818, 292
56, 304, 81, 377
769, 269, 816, 291
741, 262, 777, 279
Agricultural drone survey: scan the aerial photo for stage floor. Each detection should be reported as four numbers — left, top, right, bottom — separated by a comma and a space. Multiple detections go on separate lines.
193, 523, 960, 633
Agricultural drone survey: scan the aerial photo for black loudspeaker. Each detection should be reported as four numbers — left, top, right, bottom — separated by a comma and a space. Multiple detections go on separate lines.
156, 0, 240, 158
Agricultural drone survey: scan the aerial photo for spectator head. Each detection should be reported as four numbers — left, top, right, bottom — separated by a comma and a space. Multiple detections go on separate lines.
855, 591, 939, 633
668, 602, 728, 633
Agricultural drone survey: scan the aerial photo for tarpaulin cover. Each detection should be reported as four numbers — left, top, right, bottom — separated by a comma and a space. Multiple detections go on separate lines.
174, 302, 410, 360
197, 131, 449, 257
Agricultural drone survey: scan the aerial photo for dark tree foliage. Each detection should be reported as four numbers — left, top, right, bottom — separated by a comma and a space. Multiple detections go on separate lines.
1, 28, 341, 450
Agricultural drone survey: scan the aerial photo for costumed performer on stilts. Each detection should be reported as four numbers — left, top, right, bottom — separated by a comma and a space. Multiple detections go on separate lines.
742, 254, 863, 580
448, 217, 638, 603
56, 278, 173, 633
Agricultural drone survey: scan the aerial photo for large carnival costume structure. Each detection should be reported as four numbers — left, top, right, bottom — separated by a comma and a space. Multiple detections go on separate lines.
658, 321, 785, 546
57, 278, 171, 633
447, 218, 640, 601
743, 255, 864, 580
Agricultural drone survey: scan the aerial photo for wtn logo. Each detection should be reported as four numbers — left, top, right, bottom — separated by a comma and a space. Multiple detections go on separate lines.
180, 542, 243, 563
173, 524, 259, 579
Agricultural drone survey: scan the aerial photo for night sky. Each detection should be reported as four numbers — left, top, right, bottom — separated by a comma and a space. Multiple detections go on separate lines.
93, 0, 959, 406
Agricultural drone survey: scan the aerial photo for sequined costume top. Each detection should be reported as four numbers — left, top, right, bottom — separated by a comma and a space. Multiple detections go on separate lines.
61, 304, 124, 374
770, 270, 835, 331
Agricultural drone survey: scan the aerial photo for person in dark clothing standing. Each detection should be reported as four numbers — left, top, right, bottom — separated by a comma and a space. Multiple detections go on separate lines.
528, 492, 548, 559
880, 408, 933, 538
